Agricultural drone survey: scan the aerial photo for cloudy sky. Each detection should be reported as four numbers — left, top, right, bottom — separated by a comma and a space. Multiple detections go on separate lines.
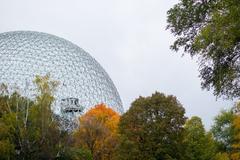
0, 0, 234, 129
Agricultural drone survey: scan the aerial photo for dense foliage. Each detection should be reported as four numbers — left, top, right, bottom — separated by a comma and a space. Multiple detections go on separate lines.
73, 104, 120, 160
117, 92, 187, 160
1, 78, 240, 159
209, 102, 240, 159
0, 75, 64, 159
183, 116, 216, 160
0, 75, 93, 160
1, 1, 240, 159
211, 109, 234, 152
167, 0, 240, 98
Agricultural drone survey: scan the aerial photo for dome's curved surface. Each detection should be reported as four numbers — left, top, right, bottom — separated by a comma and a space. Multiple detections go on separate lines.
0, 31, 123, 114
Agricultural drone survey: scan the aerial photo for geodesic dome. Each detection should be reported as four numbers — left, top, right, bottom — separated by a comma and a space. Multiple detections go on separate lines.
0, 31, 123, 115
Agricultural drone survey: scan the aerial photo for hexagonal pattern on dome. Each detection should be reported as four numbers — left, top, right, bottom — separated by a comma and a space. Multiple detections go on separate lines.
0, 31, 123, 114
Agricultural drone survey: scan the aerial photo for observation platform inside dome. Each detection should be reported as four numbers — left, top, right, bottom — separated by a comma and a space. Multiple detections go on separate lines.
60, 97, 84, 114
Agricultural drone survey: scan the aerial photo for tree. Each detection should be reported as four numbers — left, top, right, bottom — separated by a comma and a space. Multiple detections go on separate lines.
211, 109, 234, 153
183, 116, 216, 160
167, 0, 240, 98
230, 102, 240, 160
58, 147, 93, 160
27, 75, 61, 159
214, 152, 230, 160
210, 103, 240, 159
0, 75, 67, 159
117, 92, 186, 160
73, 104, 120, 160
0, 90, 37, 159
231, 115, 240, 159
0, 93, 19, 159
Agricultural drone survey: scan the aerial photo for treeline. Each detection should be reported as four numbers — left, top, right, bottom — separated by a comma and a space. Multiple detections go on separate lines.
0, 76, 240, 160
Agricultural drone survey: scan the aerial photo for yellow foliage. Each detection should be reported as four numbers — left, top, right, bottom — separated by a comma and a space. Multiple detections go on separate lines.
231, 153, 240, 160
0, 139, 14, 159
214, 152, 230, 160
231, 113, 240, 160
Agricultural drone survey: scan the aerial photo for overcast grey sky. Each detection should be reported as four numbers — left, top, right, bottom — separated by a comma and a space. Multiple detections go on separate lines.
0, 0, 234, 129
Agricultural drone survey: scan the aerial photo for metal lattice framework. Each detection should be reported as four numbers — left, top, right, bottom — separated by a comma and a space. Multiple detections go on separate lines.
0, 31, 123, 130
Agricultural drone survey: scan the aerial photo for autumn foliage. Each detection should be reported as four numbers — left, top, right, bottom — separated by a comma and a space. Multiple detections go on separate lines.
231, 104, 240, 160
2, 76, 240, 159
73, 104, 120, 160
81, 104, 120, 133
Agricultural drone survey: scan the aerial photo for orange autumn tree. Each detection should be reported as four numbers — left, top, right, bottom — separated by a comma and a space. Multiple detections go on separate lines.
73, 104, 120, 160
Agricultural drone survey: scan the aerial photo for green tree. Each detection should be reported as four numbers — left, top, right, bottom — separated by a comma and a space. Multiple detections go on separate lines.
59, 147, 93, 160
211, 109, 234, 153
167, 0, 240, 98
0, 91, 35, 159
27, 75, 61, 159
0, 75, 69, 159
183, 116, 217, 160
117, 92, 186, 160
